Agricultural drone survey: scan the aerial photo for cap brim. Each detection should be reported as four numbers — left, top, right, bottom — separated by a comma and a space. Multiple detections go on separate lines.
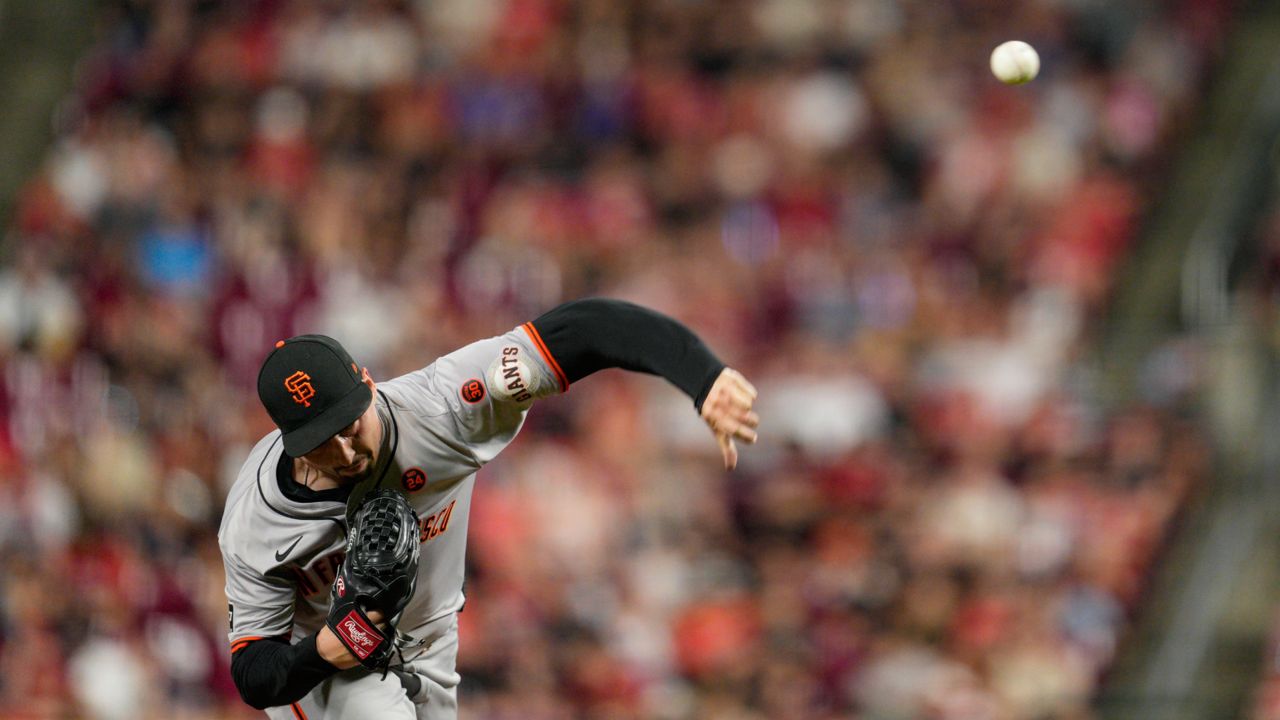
281, 383, 373, 457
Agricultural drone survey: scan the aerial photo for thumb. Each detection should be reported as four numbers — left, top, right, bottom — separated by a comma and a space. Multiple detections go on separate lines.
717, 432, 738, 470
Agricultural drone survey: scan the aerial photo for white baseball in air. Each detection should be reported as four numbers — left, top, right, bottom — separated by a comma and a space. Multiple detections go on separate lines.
990, 41, 1040, 85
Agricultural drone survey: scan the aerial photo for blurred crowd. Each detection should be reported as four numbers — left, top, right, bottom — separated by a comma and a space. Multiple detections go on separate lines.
1245, 175, 1280, 720
1251, 609, 1280, 720
0, 0, 1233, 718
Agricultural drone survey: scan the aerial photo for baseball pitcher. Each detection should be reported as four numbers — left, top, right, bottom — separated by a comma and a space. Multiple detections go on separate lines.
218, 299, 760, 718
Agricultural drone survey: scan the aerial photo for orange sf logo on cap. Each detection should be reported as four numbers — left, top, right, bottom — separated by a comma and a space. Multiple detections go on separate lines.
285, 371, 315, 407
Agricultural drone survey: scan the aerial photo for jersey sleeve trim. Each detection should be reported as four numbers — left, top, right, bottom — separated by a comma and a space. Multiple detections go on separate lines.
522, 321, 569, 392
231, 636, 265, 654
291, 702, 309, 720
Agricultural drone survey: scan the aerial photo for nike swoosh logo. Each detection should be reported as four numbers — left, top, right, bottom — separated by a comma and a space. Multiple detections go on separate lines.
275, 536, 303, 563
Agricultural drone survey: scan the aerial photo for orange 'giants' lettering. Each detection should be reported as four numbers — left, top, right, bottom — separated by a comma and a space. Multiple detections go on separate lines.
500, 347, 532, 402
418, 500, 457, 543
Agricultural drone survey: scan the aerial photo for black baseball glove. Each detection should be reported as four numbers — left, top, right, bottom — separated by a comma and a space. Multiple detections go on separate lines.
326, 489, 420, 671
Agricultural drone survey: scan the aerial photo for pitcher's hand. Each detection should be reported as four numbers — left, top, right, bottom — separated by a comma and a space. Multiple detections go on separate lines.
699, 368, 759, 470
317, 609, 387, 669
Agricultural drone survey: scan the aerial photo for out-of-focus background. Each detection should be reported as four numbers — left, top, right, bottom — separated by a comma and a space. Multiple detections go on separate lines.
3, 0, 1280, 718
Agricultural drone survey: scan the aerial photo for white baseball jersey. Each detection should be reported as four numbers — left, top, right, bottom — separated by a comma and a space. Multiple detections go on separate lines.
218, 324, 565, 697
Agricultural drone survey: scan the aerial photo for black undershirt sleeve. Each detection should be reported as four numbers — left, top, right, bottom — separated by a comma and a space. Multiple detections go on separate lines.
230, 634, 339, 709
531, 298, 726, 410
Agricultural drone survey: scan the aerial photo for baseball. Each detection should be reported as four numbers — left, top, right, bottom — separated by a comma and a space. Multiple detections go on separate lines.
990, 41, 1040, 85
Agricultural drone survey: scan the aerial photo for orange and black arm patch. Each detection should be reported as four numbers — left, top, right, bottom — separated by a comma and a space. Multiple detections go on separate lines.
528, 298, 725, 409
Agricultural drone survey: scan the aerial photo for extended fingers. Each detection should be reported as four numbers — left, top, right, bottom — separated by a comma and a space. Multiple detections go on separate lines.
723, 411, 760, 441
715, 372, 756, 403
702, 372, 760, 443
723, 386, 756, 412
704, 410, 759, 443
701, 395, 756, 421
703, 368, 759, 468
702, 385, 757, 419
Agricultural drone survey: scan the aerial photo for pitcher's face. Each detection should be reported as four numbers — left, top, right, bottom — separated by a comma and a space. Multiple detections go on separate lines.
299, 375, 382, 483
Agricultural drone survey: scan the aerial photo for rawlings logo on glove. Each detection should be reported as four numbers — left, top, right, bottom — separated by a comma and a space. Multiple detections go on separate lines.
325, 489, 421, 671
336, 610, 382, 659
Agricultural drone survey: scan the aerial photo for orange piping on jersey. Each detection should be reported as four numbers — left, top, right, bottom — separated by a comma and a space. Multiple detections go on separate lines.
230, 636, 264, 654
291, 702, 309, 720
522, 322, 568, 392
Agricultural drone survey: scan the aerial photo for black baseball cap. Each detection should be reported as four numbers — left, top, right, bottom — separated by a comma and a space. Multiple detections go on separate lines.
257, 335, 373, 457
